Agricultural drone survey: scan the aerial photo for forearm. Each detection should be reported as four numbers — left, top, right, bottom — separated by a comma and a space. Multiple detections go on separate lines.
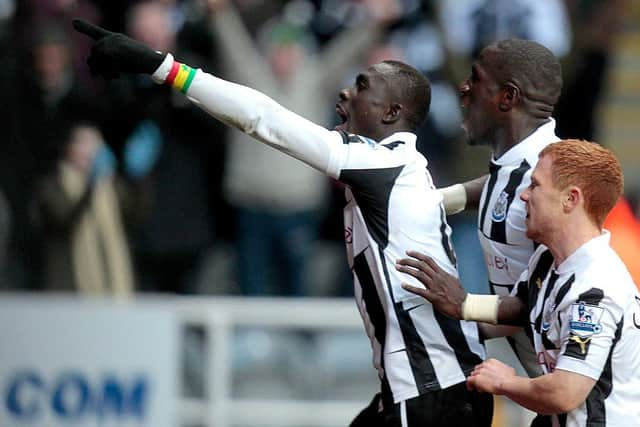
497, 296, 529, 326
478, 323, 522, 339
439, 175, 488, 214
499, 371, 589, 415
152, 55, 338, 175
462, 175, 488, 209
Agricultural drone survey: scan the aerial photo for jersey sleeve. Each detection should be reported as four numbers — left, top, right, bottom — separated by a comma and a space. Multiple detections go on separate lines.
555, 289, 623, 380
154, 56, 345, 177
326, 132, 410, 189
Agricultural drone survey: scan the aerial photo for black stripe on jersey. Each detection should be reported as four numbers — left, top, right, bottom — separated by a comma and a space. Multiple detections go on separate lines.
353, 251, 387, 349
563, 288, 605, 361
515, 280, 529, 302
340, 167, 404, 248
490, 281, 515, 295
554, 275, 575, 308
576, 287, 605, 305
433, 310, 483, 372
382, 141, 405, 150
527, 250, 554, 314
535, 271, 560, 335
558, 413, 567, 427
585, 317, 623, 425
479, 162, 500, 231
439, 207, 457, 266
489, 160, 530, 244
378, 246, 438, 391
553, 275, 575, 333
394, 303, 438, 390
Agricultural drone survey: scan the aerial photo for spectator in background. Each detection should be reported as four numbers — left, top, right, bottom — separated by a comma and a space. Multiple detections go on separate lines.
32, 122, 134, 297
208, 0, 399, 296
0, 21, 95, 289
439, 0, 571, 61
100, 0, 225, 294
555, 0, 626, 140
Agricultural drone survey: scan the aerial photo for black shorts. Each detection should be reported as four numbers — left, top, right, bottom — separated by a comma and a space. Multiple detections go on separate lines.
350, 382, 493, 427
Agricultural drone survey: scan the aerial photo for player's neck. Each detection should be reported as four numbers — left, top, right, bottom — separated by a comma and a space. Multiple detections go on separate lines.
493, 117, 548, 158
546, 220, 601, 267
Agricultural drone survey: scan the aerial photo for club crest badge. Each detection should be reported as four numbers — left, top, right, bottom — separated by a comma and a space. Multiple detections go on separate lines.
569, 301, 604, 337
491, 191, 509, 222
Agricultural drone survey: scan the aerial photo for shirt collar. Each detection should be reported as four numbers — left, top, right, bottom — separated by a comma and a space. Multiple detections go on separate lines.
379, 131, 417, 147
493, 118, 558, 166
555, 231, 611, 274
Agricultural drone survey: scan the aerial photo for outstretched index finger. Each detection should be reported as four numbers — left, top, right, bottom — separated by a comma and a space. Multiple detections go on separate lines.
73, 19, 112, 40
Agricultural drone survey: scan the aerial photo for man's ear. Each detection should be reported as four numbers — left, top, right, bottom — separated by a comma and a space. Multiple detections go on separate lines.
499, 83, 521, 112
382, 103, 402, 124
563, 187, 582, 213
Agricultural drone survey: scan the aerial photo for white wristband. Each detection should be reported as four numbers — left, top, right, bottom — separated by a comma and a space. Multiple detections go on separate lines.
151, 53, 174, 84
462, 294, 499, 324
439, 183, 467, 215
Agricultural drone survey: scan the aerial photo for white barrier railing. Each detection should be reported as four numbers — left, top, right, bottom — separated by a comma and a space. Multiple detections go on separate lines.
168, 296, 369, 427
0, 293, 534, 427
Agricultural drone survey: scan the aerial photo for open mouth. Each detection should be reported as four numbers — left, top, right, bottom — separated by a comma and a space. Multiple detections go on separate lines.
335, 103, 348, 131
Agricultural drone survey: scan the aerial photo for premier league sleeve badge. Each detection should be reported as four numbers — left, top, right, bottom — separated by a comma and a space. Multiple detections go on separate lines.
564, 301, 605, 359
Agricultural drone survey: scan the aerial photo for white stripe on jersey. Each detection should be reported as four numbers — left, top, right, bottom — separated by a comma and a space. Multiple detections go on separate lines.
330, 131, 485, 403
516, 233, 640, 427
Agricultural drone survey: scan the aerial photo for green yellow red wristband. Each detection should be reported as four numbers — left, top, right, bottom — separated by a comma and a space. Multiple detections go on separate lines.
165, 61, 196, 94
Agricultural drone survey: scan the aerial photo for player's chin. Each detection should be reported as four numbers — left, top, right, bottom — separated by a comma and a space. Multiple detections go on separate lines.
524, 227, 538, 241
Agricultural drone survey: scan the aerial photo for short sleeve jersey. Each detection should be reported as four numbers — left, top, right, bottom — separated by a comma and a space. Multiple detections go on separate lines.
515, 233, 640, 427
326, 131, 486, 403
478, 119, 559, 295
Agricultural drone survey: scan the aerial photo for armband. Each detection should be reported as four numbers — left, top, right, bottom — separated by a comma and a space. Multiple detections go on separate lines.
462, 294, 499, 324
439, 183, 467, 215
151, 53, 196, 94
165, 61, 197, 94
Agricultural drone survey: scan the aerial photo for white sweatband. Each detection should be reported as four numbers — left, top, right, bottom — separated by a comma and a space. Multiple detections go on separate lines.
462, 294, 499, 324
439, 183, 467, 215
151, 53, 174, 84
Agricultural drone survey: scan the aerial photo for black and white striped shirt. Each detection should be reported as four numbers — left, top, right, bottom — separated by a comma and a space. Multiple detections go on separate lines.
329, 131, 485, 403
478, 119, 559, 295
164, 65, 485, 404
477, 119, 559, 378
515, 233, 640, 426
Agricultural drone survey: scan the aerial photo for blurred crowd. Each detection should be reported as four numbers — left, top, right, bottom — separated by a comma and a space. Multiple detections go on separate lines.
0, 0, 638, 297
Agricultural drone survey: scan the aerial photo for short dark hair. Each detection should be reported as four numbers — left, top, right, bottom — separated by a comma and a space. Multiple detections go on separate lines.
382, 60, 431, 130
488, 39, 562, 106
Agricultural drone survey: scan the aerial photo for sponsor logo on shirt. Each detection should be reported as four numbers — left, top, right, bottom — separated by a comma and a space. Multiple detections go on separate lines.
569, 334, 592, 354
484, 253, 509, 272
